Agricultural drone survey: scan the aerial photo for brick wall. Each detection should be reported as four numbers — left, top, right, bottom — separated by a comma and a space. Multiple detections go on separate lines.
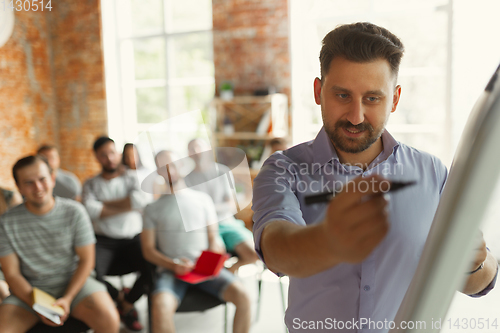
0, 0, 290, 189
0, 10, 58, 189
212, 0, 291, 99
0, 1, 106, 189
49, 0, 108, 182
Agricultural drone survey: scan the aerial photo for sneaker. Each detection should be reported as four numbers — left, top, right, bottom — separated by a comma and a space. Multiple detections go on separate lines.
120, 307, 143, 332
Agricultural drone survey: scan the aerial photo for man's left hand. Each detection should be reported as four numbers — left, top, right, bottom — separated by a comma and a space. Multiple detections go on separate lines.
469, 233, 487, 273
209, 242, 226, 254
53, 296, 71, 323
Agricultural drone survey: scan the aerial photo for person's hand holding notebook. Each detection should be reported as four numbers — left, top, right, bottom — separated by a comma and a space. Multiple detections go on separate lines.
176, 251, 230, 284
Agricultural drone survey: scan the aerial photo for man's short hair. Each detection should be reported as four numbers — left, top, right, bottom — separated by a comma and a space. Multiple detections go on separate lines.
13, 155, 53, 184
187, 138, 210, 151
319, 22, 405, 81
154, 150, 172, 167
93, 136, 114, 152
37, 144, 57, 154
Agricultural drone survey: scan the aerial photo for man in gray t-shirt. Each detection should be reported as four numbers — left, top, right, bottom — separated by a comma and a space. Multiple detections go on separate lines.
0, 155, 119, 332
141, 150, 251, 333
38, 145, 82, 200
186, 138, 258, 273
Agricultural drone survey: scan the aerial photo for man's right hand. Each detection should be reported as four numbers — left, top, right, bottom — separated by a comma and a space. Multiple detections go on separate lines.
36, 313, 63, 327
173, 258, 194, 275
321, 175, 390, 264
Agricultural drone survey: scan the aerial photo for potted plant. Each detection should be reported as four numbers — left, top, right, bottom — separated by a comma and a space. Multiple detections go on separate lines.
220, 81, 234, 100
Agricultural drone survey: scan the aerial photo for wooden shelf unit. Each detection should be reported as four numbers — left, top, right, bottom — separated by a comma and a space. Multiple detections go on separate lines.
210, 94, 289, 229
210, 93, 289, 168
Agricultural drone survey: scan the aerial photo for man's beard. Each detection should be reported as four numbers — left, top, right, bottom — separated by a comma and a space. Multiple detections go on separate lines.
102, 165, 118, 173
324, 119, 385, 154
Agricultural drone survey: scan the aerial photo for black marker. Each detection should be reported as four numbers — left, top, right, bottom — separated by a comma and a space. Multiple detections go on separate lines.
304, 181, 416, 205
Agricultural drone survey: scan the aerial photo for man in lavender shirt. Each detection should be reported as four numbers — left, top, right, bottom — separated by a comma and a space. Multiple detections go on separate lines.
252, 22, 498, 333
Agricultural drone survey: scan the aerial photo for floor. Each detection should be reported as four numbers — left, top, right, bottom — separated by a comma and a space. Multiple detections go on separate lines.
107, 263, 290, 333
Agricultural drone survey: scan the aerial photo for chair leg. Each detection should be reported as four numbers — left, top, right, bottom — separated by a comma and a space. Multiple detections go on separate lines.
148, 292, 153, 333
255, 277, 263, 322
224, 303, 228, 333
255, 264, 265, 322
120, 275, 126, 290
279, 277, 288, 333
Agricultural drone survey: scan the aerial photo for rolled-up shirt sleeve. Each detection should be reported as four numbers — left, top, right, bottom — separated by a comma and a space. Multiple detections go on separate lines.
82, 180, 104, 220
252, 153, 306, 264
469, 259, 498, 298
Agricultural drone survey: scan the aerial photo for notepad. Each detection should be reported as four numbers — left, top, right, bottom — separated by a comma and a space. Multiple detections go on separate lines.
176, 251, 230, 284
32, 287, 64, 324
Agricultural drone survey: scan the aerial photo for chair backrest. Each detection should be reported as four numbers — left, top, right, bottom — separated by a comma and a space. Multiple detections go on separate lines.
27, 317, 89, 333
146, 262, 227, 332
176, 285, 225, 312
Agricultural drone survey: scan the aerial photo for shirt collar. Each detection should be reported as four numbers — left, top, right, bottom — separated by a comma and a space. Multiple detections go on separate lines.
311, 126, 400, 174
379, 129, 400, 163
312, 127, 339, 173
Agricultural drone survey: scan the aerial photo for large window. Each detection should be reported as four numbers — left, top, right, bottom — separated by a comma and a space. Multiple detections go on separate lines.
102, 0, 214, 148
291, 1, 500, 330
290, 0, 500, 167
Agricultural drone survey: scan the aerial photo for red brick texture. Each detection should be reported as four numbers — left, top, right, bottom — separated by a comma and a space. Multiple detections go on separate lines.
0, 1, 106, 189
49, 0, 108, 183
212, 0, 291, 99
0, 0, 291, 190
0, 10, 58, 189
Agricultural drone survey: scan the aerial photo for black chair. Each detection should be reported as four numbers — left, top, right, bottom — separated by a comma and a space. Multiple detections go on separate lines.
28, 260, 146, 333
147, 264, 228, 333
27, 317, 90, 333
225, 251, 286, 326
255, 265, 287, 322
176, 286, 227, 314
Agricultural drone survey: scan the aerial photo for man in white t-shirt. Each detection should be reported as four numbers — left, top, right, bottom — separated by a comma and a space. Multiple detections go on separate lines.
141, 150, 251, 333
82, 136, 151, 331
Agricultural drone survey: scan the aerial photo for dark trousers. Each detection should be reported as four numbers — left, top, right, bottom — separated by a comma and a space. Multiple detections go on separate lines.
95, 234, 151, 304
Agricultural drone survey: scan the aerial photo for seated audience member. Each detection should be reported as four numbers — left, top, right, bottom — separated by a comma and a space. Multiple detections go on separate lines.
141, 150, 251, 333
186, 139, 258, 273
122, 143, 154, 199
0, 187, 23, 214
250, 137, 291, 174
122, 143, 150, 180
268, 137, 289, 154
0, 187, 23, 303
82, 136, 151, 332
0, 155, 119, 332
37, 145, 82, 201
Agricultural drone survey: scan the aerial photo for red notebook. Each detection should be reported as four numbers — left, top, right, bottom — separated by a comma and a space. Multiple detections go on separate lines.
176, 251, 230, 284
